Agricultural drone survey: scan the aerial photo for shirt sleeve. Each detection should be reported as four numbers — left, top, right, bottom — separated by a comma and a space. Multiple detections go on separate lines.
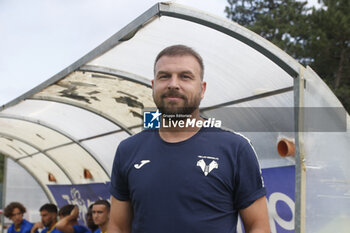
72, 225, 90, 233
22, 220, 34, 233
109, 143, 131, 201
8, 225, 14, 233
233, 139, 266, 210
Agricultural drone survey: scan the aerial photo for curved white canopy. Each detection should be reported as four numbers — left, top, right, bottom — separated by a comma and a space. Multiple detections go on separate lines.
0, 2, 349, 231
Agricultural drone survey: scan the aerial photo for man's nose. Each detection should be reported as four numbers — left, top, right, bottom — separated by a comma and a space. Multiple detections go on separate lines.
167, 75, 180, 89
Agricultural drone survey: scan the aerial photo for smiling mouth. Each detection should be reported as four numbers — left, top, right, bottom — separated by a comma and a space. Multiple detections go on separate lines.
164, 96, 183, 101
161, 93, 185, 101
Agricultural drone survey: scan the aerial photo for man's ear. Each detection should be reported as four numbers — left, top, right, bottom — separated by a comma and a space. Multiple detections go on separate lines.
200, 81, 207, 99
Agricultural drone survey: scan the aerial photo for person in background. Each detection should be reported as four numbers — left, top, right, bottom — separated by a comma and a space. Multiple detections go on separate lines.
92, 200, 110, 233
31, 203, 61, 233
56, 205, 89, 233
86, 204, 98, 233
4, 202, 33, 233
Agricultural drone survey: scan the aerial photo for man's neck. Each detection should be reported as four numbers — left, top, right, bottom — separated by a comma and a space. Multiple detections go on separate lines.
14, 222, 21, 229
49, 221, 57, 230
159, 111, 203, 143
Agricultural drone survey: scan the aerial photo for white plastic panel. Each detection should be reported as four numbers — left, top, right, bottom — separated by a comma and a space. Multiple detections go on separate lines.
2, 99, 120, 140
202, 91, 294, 131
233, 90, 294, 108
88, 16, 294, 107
19, 153, 72, 184
46, 144, 110, 183
131, 126, 143, 134
81, 131, 130, 174
245, 132, 295, 169
303, 67, 350, 232
0, 137, 38, 159
303, 67, 344, 108
201, 91, 295, 169
0, 118, 72, 150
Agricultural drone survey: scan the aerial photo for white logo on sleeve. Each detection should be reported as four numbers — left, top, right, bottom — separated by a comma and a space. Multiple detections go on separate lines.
134, 160, 151, 169
196, 159, 218, 176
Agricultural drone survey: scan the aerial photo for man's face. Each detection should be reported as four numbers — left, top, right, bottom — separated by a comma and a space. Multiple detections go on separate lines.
92, 204, 109, 227
10, 208, 23, 226
152, 55, 206, 116
40, 210, 56, 228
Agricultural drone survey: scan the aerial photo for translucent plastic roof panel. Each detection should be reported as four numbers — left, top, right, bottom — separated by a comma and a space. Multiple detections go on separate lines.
0, 117, 109, 184
88, 16, 295, 108
130, 126, 143, 134
201, 91, 295, 169
228, 89, 294, 107
19, 154, 72, 185
302, 67, 350, 232
81, 131, 130, 173
33, 71, 154, 132
2, 99, 121, 140
202, 91, 294, 132
0, 118, 72, 150
0, 137, 38, 159
46, 144, 110, 184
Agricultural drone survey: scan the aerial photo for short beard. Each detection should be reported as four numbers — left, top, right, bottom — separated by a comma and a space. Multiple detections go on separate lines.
155, 90, 200, 119
44, 220, 52, 228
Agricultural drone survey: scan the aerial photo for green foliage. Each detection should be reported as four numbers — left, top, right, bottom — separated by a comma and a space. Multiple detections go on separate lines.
307, 0, 350, 90
225, 0, 310, 60
225, 0, 350, 112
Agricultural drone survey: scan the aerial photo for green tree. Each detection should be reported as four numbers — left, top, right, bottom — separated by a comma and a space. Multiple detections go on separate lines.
225, 0, 350, 112
225, 0, 309, 60
306, 0, 350, 110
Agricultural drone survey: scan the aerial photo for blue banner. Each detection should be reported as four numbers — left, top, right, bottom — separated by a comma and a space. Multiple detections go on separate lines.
262, 166, 295, 233
47, 182, 110, 225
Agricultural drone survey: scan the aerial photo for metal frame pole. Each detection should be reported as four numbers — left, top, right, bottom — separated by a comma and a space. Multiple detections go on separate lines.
1, 156, 8, 233
294, 68, 306, 233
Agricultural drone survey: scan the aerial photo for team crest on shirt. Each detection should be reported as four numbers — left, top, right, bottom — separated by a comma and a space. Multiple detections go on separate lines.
196, 155, 219, 176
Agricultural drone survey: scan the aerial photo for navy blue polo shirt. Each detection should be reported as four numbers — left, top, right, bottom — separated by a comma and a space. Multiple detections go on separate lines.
110, 127, 265, 233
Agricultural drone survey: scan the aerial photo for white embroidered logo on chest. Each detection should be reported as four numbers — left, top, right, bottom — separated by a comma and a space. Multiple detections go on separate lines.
196, 159, 218, 176
134, 160, 151, 169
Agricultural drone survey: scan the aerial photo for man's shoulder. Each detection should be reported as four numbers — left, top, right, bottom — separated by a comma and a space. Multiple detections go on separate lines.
119, 129, 157, 147
51, 227, 62, 233
21, 219, 33, 229
202, 126, 252, 145
7, 224, 14, 233
73, 225, 90, 233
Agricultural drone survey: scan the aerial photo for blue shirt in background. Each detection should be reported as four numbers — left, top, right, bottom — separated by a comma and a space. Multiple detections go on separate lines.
8, 219, 33, 233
